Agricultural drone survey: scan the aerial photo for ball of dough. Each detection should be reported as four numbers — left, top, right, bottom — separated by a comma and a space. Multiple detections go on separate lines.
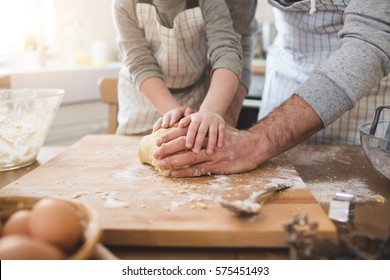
137, 128, 173, 176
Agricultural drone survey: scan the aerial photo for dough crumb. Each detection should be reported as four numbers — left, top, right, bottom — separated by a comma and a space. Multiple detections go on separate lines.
176, 189, 188, 194
71, 191, 88, 199
196, 202, 208, 209
375, 195, 385, 203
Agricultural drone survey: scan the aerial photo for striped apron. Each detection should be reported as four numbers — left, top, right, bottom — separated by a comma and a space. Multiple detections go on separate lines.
116, 0, 208, 135
259, 0, 390, 144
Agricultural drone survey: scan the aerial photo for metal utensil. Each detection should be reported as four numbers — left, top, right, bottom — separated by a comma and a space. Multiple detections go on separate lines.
220, 183, 292, 216
368, 105, 390, 154
360, 106, 390, 180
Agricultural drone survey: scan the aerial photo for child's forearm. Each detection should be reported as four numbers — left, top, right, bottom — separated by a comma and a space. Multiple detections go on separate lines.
140, 77, 182, 115
223, 83, 247, 127
200, 68, 239, 116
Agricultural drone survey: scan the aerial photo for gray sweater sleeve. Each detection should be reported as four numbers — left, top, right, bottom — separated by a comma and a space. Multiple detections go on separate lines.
112, 0, 163, 89
226, 0, 259, 91
296, 0, 390, 126
112, 0, 243, 90
199, 0, 243, 79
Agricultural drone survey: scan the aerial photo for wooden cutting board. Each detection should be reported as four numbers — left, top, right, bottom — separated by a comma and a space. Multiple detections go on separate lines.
0, 135, 336, 248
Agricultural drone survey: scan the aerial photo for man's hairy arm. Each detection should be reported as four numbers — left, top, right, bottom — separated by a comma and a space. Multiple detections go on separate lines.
154, 94, 324, 177
249, 94, 325, 166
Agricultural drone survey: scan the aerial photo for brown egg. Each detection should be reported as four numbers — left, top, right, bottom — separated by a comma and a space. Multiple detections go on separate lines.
0, 235, 65, 260
29, 198, 83, 252
3, 210, 31, 236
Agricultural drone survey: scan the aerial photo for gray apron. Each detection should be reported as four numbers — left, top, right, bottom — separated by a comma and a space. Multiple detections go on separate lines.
260, 0, 390, 144
117, 0, 209, 135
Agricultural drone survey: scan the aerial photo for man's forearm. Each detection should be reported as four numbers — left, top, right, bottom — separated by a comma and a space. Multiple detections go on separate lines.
249, 94, 324, 165
154, 94, 324, 177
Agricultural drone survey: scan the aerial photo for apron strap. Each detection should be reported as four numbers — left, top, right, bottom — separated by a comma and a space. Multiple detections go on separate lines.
138, 0, 152, 3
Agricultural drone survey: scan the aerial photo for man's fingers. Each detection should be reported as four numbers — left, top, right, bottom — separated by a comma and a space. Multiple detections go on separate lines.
169, 161, 224, 178
157, 149, 208, 170
156, 127, 188, 147
154, 136, 187, 159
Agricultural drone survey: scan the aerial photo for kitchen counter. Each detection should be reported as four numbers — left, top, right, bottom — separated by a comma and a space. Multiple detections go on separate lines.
1, 142, 389, 260
3, 63, 121, 104
287, 145, 390, 238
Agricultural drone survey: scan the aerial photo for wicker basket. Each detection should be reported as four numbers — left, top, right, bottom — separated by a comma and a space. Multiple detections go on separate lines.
0, 195, 102, 260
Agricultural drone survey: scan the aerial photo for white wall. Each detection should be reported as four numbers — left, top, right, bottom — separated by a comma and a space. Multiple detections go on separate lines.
52, 0, 274, 65
4, 1, 275, 147
54, 0, 118, 65
1, 0, 274, 68
257, 0, 275, 24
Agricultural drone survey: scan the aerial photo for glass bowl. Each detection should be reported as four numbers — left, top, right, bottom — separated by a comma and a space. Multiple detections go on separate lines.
360, 121, 390, 181
0, 89, 64, 171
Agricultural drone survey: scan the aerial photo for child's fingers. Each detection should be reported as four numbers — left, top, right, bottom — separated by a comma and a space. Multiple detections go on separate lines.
217, 123, 225, 148
192, 122, 208, 154
179, 116, 191, 128
170, 110, 183, 127
161, 113, 172, 128
185, 119, 200, 150
184, 107, 195, 117
153, 118, 163, 131
206, 125, 218, 155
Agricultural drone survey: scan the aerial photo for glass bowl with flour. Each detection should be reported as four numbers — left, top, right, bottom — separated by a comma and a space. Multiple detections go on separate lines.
360, 109, 390, 181
0, 89, 64, 171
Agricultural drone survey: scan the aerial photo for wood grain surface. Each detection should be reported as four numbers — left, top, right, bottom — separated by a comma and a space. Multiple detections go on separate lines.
0, 135, 337, 248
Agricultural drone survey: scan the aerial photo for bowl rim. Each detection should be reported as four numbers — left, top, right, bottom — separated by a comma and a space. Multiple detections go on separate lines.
360, 121, 390, 141
0, 88, 65, 101
360, 121, 390, 180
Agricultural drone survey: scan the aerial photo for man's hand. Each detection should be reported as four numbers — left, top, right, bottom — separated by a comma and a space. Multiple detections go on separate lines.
153, 126, 259, 177
153, 95, 324, 178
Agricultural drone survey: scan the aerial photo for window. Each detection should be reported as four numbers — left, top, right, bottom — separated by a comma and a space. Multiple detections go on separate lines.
0, 0, 55, 67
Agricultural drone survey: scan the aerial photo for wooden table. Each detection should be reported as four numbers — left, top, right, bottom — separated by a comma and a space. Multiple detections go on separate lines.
1, 143, 389, 260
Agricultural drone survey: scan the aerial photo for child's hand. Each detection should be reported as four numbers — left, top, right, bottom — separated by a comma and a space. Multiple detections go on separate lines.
179, 110, 225, 155
153, 107, 195, 131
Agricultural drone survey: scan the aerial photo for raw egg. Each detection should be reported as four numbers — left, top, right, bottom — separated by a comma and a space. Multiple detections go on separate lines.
0, 235, 65, 260
29, 198, 83, 252
2, 210, 31, 236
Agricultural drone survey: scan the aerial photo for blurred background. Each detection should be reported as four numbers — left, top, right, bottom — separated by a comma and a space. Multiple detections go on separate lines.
0, 0, 117, 67
0, 0, 275, 146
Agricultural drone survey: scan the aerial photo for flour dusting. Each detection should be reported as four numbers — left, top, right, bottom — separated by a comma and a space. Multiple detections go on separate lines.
165, 201, 186, 212
209, 176, 231, 189
114, 163, 149, 180
268, 167, 306, 189
290, 145, 352, 165
103, 197, 129, 208
96, 190, 129, 208
306, 178, 378, 204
